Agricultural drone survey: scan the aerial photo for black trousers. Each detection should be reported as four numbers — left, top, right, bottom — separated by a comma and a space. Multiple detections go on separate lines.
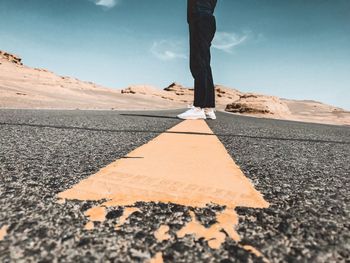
189, 14, 216, 108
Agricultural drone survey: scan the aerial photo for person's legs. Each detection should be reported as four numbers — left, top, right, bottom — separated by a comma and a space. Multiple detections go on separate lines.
205, 64, 215, 108
189, 15, 216, 108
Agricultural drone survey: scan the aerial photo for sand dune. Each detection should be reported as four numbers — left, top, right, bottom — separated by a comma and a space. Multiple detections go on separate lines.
0, 51, 184, 110
1, 50, 349, 126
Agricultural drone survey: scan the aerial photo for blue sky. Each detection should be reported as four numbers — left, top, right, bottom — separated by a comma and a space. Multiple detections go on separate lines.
0, 0, 349, 109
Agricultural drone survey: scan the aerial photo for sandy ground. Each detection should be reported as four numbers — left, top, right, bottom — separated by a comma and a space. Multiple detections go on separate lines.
1, 50, 349, 126
282, 99, 350, 125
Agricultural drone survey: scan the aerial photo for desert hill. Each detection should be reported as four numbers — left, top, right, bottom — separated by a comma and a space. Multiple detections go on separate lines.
0, 50, 349, 125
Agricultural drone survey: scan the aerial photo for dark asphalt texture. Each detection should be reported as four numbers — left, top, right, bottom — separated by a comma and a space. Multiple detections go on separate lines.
0, 109, 349, 262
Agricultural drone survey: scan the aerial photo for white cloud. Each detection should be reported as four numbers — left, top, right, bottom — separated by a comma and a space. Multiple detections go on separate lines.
150, 40, 187, 61
92, 0, 119, 9
212, 32, 248, 53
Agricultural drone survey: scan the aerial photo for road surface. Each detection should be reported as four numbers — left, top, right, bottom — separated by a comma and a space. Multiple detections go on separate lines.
0, 109, 349, 262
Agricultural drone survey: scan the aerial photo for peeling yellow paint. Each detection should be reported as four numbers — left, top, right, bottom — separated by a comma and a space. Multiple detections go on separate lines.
56, 198, 66, 204
154, 225, 171, 242
84, 206, 106, 222
115, 207, 140, 230
176, 209, 240, 249
177, 211, 227, 249
149, 252, 164, 263
0, 225, 8, 241
84, 221, 94, 231
243, 245, 270, 262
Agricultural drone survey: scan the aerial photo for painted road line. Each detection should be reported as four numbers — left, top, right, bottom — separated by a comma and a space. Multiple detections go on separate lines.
57, 119, 269, 259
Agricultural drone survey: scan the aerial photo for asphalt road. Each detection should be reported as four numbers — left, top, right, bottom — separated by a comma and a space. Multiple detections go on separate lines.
0, 109, 349, 262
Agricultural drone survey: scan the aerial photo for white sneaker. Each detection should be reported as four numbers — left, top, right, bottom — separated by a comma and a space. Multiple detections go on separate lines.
204, 108, 216, 119
177, 106, 206, 120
